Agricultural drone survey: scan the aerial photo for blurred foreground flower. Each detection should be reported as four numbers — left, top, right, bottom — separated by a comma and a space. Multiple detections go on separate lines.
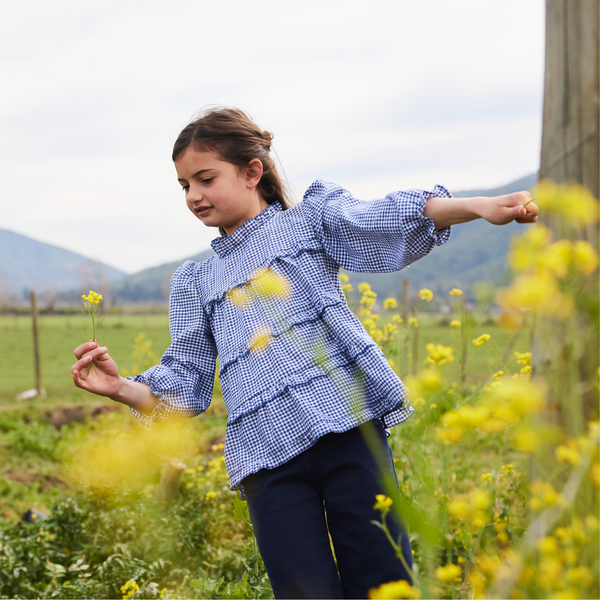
532, 179, 600, 226
418, 288, 433, 302
426, 343, 454, 366
369, 579, 421, 599
472, 334, 491, 346
449, 288, 463, 296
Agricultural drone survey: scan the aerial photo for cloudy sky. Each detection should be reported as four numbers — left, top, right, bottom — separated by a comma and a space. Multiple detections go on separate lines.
1, 0, 545, 274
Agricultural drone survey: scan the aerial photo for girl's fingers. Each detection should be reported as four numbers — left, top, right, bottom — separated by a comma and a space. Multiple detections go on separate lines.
74, 341, 98, 359
71, 346, 108, 374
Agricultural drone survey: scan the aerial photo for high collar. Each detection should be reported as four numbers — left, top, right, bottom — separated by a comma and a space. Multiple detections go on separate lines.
210, 201, 282, 258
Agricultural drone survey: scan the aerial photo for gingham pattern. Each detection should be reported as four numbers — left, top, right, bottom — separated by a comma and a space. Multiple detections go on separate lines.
130, 180, 452, 491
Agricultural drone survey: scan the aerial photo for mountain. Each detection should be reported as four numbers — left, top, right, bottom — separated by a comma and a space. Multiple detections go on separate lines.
0, 229, 127, 300
112, 249, 215, 302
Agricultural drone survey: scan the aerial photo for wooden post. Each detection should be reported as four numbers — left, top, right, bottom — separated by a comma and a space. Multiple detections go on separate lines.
30, 291, 41, 395
538, 0, 600, 426
155, 460, 187, 509
401, 279, 410, 374
411, 304, 419, 376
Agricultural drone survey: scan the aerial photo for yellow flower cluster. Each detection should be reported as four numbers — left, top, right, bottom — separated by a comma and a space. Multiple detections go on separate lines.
384, 297, 398, 310
435, 563, 462, 584
472, 334, 491, 346
82, 290, 103, 307
449, 288, 463, 296
532, 179, 600, 226
448, 488, 491, 529
418, 288, 433, 302
369, 579, 421, 599
449, 320, 461, 328
228, 268, 292, 308
425, 343, 454, 366
121, 579, 140, 600
436, 379, 546, 443
339, 272, 354, 294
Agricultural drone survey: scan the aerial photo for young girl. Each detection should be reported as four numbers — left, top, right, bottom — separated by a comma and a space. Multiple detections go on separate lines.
72, 108, 538, 599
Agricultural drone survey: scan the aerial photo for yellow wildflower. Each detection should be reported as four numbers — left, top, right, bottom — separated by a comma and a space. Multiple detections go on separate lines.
418, 288, 433, 302
536, 536, 558, 554
435, 564, 461, 584
121, 580, 140, 600
572, 240, 599, 275
408, 317, 419, 327
205, 491, 218, 501
492, 370, 504, 378
555, 443, 581, 466
358, 282, 372, 293
472, 334, 491, 346
425, 343, 454, 366
82, 290, 103, 307
384, 298, 398, 310
392, 315, 403, 323
251, 268, 292, 299
449, 288, 463, 296
227, 285, 251, 308
449, 320, 461, 328
369, 579, 421, 599
514, 351, 531, 366
249, 326, 272, 353
373, 494, 393, 511
532, 179, 600, 226
497, 273, 574, 320
339, 272, 349, 283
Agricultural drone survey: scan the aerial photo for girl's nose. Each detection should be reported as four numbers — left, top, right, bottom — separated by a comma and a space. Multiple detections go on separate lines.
187, 185, 203, 203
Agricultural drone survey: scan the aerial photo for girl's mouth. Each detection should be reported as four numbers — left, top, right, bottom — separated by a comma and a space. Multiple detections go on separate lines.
195, 206, 212, 217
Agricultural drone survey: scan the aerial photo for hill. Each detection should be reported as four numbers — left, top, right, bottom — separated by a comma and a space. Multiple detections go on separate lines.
0, 229, 126, 302
111, 173, 537, 303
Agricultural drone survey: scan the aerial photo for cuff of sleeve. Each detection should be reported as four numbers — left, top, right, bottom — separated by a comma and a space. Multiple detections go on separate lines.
424, 184, 452, 245
126, 374, 161, 428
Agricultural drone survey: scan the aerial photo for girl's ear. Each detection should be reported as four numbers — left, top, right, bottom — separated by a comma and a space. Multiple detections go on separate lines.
245, 159, 263, 189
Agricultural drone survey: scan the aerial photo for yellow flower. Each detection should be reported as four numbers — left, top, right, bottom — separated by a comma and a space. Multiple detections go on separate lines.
573, 240, 599, 275
205, 491, 218, 501
227, 285, 251, 308
492, 370, 504, 378
449, 320, 461, 328
418, 288, 433, 302
369, 579, 421, 599
425, 343, 454, 366
435, 564, 461, 584
251, 268, 292, 299
497, 273, 574, 320
472, 334, 491, 346
536, 536, 558, 555
373, 494, 393, 511
408, 317, 419, 327
514, 351, 531, 366
449, 288, 463, 296
384, 298, 398, 310
358, 282, 372, 293
555, 443, 581, 466
339, 272, 349, 283
533, 179, 600, 226
249, 326, 272, 353
392, 315, 403, 323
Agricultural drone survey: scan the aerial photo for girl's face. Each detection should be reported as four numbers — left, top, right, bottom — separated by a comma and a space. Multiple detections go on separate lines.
175, 147, 267, 235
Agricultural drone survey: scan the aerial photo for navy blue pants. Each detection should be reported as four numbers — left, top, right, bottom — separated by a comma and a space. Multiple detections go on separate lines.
242, 420, 413, 599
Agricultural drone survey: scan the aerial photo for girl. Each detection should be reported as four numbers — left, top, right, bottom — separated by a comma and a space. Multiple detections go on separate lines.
72, 108, 538, 599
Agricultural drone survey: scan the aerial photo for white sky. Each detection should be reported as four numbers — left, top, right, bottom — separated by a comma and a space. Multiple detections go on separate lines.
0, 0, 545, 274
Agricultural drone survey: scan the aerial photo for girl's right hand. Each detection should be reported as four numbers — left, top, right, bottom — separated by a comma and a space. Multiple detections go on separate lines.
71, 341, 121, 398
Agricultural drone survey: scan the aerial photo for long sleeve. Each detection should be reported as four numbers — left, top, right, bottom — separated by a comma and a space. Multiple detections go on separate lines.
129, 260, 217, 427
300, 180, 452, 273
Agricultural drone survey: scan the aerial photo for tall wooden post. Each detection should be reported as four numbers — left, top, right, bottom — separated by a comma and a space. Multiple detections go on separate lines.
30, 291, 41, 395
538, 0, 599, 426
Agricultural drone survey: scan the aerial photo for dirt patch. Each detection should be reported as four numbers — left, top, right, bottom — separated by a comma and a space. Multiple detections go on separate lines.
44, 404, 120, 429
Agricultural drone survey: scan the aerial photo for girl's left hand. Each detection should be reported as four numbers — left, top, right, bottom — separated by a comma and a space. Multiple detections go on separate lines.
480, 192, 539, 225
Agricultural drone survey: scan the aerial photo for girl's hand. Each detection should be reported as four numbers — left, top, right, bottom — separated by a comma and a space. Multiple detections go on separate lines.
479, 191, 539, 225
71, 341, 121, 398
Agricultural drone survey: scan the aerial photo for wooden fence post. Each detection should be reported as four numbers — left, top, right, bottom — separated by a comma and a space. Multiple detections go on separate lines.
155, 460, 187, 509
30, 291, 41, 396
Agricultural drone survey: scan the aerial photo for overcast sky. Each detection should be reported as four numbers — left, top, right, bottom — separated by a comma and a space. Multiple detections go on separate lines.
1, 0, 545, 274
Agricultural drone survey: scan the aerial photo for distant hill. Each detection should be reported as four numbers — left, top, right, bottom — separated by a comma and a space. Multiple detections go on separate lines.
0, 229, 127, 300
112, 249, 215, 302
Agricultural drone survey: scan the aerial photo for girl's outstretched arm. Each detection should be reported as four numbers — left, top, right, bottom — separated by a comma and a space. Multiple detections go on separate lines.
72, 341, 159, 416
424, 192, 539, 230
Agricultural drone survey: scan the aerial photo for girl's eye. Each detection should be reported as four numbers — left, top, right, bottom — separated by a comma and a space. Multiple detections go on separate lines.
181, 185, 189, 192
201, 178, 213, 184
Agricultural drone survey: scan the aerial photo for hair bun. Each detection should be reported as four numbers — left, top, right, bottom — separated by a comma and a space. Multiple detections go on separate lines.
261, 130, 273, 150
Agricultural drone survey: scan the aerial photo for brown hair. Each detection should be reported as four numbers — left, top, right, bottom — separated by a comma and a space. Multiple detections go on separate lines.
172, 108, 292, 235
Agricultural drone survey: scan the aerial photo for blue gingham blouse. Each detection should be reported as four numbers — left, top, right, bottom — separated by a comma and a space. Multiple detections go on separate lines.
130, 180, 452, 491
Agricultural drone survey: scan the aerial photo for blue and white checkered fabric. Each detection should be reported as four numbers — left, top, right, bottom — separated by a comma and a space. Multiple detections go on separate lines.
130, 180, 452, 491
